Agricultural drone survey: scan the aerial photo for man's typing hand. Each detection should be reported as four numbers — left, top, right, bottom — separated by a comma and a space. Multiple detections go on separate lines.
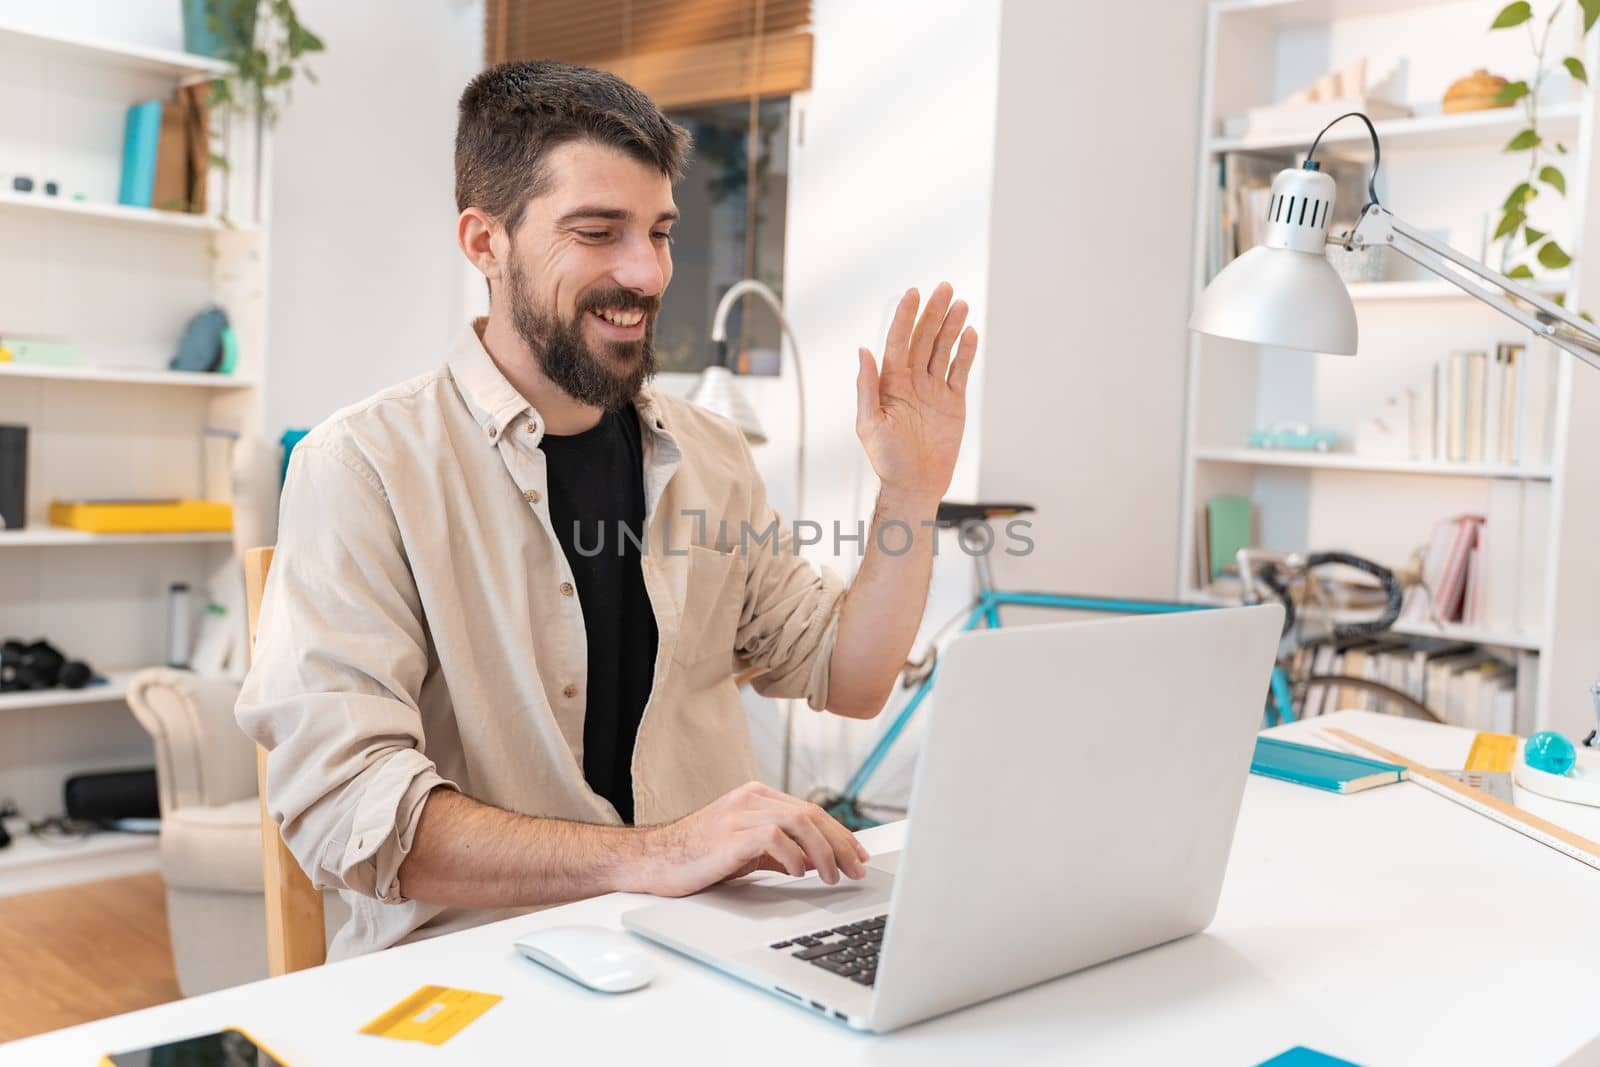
630, 782, 870, 897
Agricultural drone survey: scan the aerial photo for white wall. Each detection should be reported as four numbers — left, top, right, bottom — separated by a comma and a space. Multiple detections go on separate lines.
264, 0, 484, 436
977, 0, 1209, 606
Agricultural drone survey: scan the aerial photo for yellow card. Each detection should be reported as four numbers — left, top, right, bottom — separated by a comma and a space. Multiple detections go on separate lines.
359, 985, 503, 1046
1466, 732, 1519, 774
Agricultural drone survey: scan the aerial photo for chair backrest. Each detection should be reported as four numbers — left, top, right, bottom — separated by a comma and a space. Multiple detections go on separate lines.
244, 546, 327, 975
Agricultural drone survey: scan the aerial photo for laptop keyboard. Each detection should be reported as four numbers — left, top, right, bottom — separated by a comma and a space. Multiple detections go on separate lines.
768, 914, 887, 986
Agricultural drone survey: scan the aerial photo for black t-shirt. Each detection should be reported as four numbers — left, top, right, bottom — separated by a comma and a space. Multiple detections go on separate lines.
538, 407, 659, 825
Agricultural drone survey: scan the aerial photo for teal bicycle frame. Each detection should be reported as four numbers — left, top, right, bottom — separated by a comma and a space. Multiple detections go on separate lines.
823, 532, 1295, 829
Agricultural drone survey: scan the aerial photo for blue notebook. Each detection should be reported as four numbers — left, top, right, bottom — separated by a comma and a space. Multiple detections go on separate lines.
118, 99, 163, 208
1251, 737, 1406, 794
1257, 1048, 1363, 1067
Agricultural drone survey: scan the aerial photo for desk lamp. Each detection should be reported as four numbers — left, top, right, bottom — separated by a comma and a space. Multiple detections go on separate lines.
1189, 110, 1600, 766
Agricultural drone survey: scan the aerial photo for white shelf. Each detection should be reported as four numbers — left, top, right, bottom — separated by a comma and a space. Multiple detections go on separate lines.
1345, 277, 1571, 302
0, 671, 135, 713
0, 528, 232, 548
0, 361, 253, 390
1182, 590, 1543, 650
1210, 102, 1584, 156
1217, 0, 1503, 27
0, 818, 159, 898
0, 21, 233, 82
0, 189, 253, 234
1194, 448, 1554, 480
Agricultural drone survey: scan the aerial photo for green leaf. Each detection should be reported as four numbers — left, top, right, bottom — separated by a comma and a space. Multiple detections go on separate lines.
1558, 142, 1570, 154
1495, 209, 1526, 240
1553, 293, 1567, 307
207, 152, 231, 172
1495, 80, 1532, 104
1540, 165, 1567, 195
1492, 0, 1533, 27
1506, 128, 1542, 151
1504, 181, 1536, 209
1539, 240, 1573, 270
1525, 225, 1548, 244
1584, 0, 1600, 32
1507, 264, 1537, 279
1565, 57, 1589, 85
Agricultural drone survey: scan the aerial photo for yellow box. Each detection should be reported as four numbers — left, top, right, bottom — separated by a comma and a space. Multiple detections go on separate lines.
49, 498, 233, 534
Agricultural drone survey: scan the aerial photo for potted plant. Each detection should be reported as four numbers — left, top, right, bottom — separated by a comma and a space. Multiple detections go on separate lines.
181, 0, 324, 218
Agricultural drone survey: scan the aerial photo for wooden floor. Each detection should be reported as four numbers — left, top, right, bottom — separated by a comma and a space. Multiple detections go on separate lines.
0, 872, 182, 1043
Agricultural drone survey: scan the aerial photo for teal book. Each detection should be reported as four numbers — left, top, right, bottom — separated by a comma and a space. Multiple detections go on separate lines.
1251, 737, 1406, 794
118, 99, 163, 208
1206, 495, 1252, 580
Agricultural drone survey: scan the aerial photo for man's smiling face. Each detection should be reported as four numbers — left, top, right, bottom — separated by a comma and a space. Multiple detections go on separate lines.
502, 138, 679, 410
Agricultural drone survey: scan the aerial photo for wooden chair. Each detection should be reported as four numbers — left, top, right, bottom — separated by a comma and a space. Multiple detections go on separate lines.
244, 547, 327, 975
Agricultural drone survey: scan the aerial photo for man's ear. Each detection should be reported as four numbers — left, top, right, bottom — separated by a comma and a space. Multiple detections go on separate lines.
458, 207, 505, 286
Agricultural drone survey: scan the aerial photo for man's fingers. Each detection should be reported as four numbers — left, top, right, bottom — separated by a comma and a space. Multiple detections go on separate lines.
805, 807, 869, 881
927, 299, 968, 380
884, 288, 920, 368
777, 809, 843, 885
907, 282, 954, 372
753, 826, 808, 879
855, 347, 879, 429
947, 326, 979, 393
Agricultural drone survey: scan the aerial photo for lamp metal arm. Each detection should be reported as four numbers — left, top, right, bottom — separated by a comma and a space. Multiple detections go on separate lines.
1344, 205, 1600, 373
708, 279, 808, 519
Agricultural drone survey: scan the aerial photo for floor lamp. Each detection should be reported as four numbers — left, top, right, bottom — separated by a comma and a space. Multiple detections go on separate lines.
687, 279, 809, 792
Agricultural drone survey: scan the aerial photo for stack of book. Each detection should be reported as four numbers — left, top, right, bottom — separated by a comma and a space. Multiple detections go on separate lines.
1383, 342, 1560, 467
1400, 485, 1548, 635
118, 86, 209, 213
1292, 637, 1531, 733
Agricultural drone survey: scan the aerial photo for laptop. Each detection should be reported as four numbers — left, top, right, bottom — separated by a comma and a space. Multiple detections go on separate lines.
622, 604, 1283, 1033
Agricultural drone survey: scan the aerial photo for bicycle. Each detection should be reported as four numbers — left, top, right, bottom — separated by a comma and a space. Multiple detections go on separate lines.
813, 502, 1418, 830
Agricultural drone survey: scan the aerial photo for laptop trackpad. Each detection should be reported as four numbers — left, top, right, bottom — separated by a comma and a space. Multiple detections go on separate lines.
693, 862, 896, 920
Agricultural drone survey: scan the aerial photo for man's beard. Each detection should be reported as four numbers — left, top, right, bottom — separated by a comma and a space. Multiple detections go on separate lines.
506, 257, 659, 412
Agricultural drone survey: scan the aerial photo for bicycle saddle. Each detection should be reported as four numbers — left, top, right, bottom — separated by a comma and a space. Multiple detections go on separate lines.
934, 500, 1036, 527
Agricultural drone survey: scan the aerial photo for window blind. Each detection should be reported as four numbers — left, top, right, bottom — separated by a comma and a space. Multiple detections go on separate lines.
485, 0, 812, 109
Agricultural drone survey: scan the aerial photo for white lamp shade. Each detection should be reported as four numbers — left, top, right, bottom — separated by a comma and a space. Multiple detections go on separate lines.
686, 364, 768, 445
1190, 244, 1359, 355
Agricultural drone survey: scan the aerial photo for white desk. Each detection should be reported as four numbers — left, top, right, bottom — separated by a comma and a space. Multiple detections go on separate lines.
10, 711, 1600, 1066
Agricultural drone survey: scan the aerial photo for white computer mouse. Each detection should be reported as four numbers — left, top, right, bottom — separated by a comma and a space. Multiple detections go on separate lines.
514, 925, 656, 993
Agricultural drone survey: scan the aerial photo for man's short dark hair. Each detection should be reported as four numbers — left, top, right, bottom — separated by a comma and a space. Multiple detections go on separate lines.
455, 60, 691, 237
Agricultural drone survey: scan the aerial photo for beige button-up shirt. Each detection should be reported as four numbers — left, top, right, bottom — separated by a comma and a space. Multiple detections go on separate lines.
237, 321, 844, 959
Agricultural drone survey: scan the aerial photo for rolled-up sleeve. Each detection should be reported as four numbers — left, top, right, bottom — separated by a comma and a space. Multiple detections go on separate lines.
235, 441, 456, 904
730, 438, 845, 711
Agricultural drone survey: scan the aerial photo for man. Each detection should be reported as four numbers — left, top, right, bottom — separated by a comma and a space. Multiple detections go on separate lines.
237, 60, 978, 958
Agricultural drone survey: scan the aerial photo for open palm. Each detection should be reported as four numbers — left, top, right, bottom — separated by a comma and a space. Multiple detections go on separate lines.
856, 282, 979, 500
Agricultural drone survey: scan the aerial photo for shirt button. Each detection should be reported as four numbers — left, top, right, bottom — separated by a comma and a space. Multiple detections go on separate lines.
563, 683, 579, 699
487, 426, 497, 439
524, 420, 538, 434
560, 582, 575, 597
523, 489, 541, 503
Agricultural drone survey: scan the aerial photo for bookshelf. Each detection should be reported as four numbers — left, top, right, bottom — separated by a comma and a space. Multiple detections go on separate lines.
0, 17, 268, 886
1183, 0, 1600, 738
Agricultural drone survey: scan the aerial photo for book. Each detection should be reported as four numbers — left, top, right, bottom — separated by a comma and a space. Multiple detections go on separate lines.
1251, 737, 1407, 794
1517, 481, 1551, 632
1465, 350, 1487, 462
1483, 347, 1504, 466
118, 99, 163, 208
1206, 495, 1252, 582
1500, 342, 1523, 465
1516, 341, 1558, 467
152, 85, 209, 214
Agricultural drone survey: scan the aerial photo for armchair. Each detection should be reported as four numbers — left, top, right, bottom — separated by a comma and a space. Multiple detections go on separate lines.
124, 668, 345, 996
